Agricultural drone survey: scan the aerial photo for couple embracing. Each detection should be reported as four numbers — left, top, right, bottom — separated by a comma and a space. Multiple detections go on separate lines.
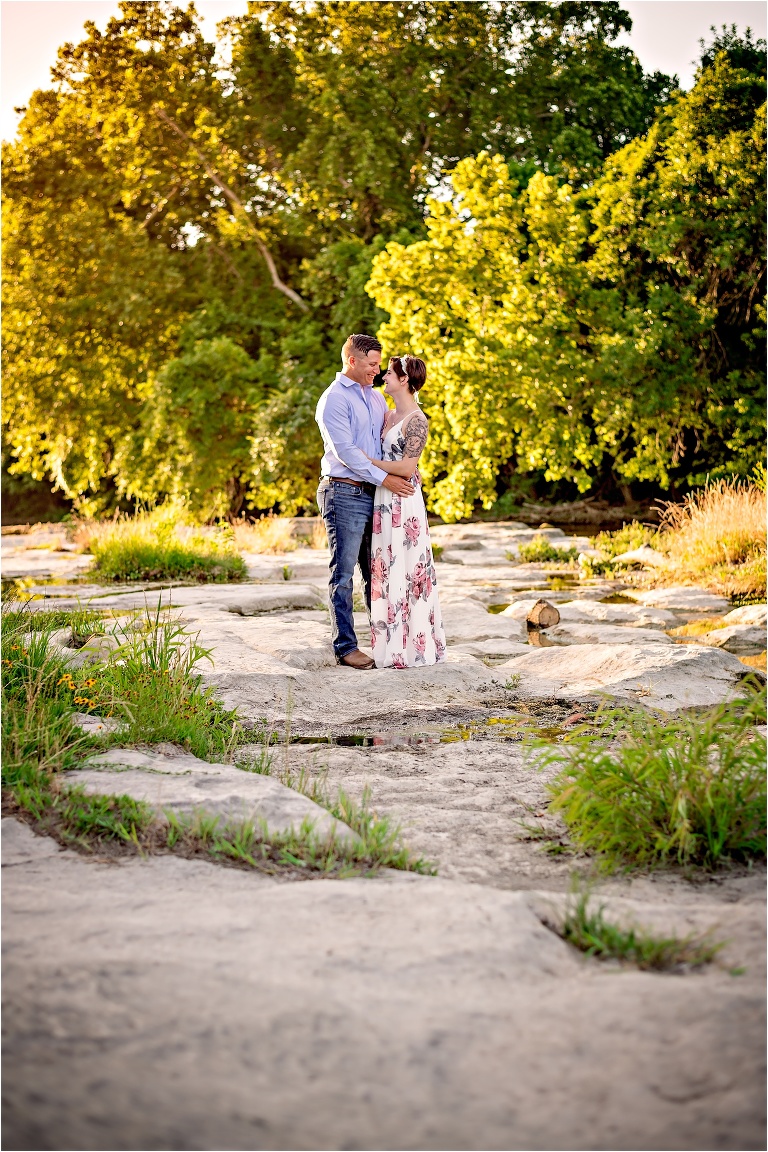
315, 333, 447, 671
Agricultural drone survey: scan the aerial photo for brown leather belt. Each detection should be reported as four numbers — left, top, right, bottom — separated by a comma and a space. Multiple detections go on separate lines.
324, 477, 377, 496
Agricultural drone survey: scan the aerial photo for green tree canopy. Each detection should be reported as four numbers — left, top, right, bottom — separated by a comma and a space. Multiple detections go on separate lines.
7, 3, 758, 523
367, 31, 766, 520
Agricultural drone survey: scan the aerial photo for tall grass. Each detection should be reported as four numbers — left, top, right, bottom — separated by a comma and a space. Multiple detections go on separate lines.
100, 604, 242, 757
588, 481, 766, 597
660, 479, 766, 597
232, 515, 297, 554
78, 506, 246, 582
308, 518, 328, 550
535, 689, 766, 871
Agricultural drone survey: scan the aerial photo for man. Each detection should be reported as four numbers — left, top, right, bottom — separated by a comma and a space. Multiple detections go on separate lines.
316, 333, 415, 669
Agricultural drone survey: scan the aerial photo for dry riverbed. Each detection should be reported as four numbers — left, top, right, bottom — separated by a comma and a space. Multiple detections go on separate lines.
2, 520, 766, 1151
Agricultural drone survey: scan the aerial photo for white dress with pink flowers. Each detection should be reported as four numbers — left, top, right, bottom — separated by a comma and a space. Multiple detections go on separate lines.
370, 417, 447, 669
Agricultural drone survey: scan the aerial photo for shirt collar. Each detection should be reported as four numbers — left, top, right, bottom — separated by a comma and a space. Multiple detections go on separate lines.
337, 372, 360, 388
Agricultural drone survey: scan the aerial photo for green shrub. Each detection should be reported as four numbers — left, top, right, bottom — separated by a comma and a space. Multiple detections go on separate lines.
517, 534, 579, 563
535, 690, 767, 870
594, 521, 660, 559
1, 599, 239, 845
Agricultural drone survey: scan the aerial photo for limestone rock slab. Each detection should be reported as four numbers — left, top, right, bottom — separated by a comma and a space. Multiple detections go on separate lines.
697, 625, 766, 654
627, 586, 730, 612
66, 748, 358, 844
555, 600, 677, 628
224, 585, 324, 614
546, 623, 674, 646
441, 600, 532, 644
202, 659, 507, 727
181, 609, 335, 671
500, 642, 749, 710
4, 835, 764, 1152
722, 604, 767, 627
450, 637, 528, 659
2, 818, 62, 865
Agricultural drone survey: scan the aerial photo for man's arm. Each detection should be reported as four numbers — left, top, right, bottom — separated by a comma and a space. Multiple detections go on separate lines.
363, 413, 428, 478
317, 389, 388, 485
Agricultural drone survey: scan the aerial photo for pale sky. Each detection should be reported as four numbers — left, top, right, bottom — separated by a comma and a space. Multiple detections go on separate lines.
1, 0, 766, 142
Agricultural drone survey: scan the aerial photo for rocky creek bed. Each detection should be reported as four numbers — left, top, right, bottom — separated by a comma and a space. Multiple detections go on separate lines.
2, 520, 766, 1150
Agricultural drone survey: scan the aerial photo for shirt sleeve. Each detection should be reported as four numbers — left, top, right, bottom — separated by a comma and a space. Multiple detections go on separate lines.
317, 389, 388, 486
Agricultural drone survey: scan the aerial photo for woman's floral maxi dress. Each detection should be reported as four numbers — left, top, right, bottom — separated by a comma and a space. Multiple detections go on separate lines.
370, 417, 447, 669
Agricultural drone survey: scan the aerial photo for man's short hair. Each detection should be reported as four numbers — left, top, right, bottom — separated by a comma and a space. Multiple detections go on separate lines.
342, 333, 382, 362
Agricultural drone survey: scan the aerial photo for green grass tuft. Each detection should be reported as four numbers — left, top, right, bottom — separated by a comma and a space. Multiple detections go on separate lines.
82, 508, 246, 582
533, 690, 766, 871
250, 758, 437, 874
515, 534, 579, 563
557, 885, 724, 970
594, 521, 660, 559
97, 603, 242, 759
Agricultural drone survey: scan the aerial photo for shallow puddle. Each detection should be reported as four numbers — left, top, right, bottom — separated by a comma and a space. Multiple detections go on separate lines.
281, 732, 444, 748
526, 627, 555, 647
276, 709, 574, 748
530, 726, 567, 741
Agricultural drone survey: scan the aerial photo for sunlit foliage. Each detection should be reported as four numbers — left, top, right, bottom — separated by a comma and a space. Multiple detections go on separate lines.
2, 4, 762, 520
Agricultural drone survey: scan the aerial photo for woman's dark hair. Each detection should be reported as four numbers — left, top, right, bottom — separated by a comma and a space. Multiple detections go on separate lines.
390, 354, 426, 394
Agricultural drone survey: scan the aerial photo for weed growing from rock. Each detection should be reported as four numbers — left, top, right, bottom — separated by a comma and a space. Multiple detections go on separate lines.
534, 689, 766, 871
99, 603, 242, 758
237, 756, 437, 875
555, 885, 723, 971
1, 602, 154, 848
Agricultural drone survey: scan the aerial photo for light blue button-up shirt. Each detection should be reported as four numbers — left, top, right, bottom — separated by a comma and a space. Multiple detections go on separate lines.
315, 372, 388, 486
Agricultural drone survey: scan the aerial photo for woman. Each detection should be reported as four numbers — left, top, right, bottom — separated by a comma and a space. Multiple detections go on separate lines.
363, 354, 447, 669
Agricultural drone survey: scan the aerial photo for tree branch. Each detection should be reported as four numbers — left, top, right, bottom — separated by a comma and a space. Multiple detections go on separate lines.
141, 182, 181, 229
153, 105, 309, 312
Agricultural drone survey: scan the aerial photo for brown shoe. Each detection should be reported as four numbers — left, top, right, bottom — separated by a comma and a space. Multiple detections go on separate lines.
339, 649, 376, 670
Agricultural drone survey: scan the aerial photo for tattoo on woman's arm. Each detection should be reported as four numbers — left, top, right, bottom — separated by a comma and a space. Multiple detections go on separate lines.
403, 414, 429, 459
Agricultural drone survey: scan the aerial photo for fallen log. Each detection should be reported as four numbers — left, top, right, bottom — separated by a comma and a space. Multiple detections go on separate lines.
526, 599, 561, 629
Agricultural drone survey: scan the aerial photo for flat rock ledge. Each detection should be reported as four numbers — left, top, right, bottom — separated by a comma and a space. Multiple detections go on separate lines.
501, 642, 751, 710
65, 748, 359, 845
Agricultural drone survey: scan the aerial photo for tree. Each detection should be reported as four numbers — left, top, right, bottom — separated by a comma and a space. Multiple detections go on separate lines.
588, 27, 767, 487
3, 0, 676, 516
367, 31, 766, 520
368, 155, 605, 520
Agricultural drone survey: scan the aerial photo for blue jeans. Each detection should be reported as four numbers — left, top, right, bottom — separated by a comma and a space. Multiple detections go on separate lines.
317, 479, 373, 660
